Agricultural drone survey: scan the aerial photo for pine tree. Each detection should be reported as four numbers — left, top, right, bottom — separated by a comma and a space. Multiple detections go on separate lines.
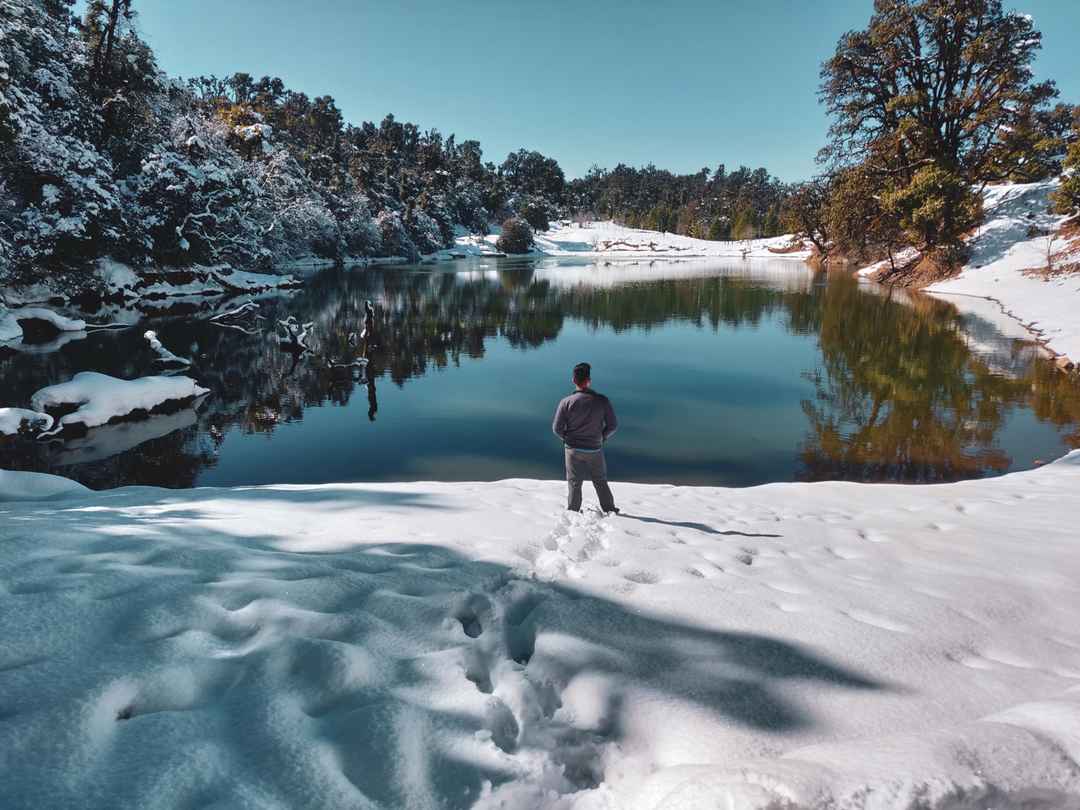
731, 203, 756, 241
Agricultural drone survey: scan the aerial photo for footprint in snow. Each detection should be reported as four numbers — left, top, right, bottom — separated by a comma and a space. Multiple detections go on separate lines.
623, 569, 660, 585
857, 529, 892, 543
843, 609, 911, 633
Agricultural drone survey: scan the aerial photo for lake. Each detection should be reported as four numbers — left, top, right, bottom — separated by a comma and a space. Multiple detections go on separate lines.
2, 258, 1078, 490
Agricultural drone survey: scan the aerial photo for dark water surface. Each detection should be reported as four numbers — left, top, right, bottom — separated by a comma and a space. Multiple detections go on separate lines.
2, 258, 1078, 490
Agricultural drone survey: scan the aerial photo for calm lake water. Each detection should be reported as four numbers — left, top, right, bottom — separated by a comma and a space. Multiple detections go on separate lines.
2, 258, 1079, 490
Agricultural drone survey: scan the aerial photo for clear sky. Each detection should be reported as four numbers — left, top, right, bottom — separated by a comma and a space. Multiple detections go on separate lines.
130, 0, 1080, 182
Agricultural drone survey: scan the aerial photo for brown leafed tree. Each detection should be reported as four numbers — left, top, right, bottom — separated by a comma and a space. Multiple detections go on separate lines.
781, 179, 832, 256
819, 0, 1058, 186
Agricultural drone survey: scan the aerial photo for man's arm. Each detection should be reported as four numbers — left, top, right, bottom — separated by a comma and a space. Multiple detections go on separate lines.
602, 397, 618, 442
552, 399, 568, 442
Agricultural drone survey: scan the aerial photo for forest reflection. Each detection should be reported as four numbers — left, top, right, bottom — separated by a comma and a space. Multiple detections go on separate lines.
1, 262, 1077, 489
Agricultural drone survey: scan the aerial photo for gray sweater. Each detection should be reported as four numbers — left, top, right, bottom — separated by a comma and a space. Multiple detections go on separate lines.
552, 389, 618, 450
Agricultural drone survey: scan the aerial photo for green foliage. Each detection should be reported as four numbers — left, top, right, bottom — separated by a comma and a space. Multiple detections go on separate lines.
499, 150, 565, 202
518, 199, 550, 231
571, 164, 789, 241
881, 165, 981, 257
731, 203, 757, 241
781, 179, 831, 255
1052, 109, 1080, 218
818, 0, 1062, 261
825, 168, 902, 263
706, 218, 728, 241
495, 217, 533, 254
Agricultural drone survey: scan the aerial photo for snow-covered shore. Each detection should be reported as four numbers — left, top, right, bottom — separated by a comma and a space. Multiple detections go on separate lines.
862, 179, 1080, 365
442, 221, 812, 263
2, 455, 1080, 809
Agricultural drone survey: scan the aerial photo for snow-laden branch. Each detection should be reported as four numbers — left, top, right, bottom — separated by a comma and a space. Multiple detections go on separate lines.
0, 408, 54, 437
144, 330, 191, 367
209, 301, 260, 322
277, 316, 314, 351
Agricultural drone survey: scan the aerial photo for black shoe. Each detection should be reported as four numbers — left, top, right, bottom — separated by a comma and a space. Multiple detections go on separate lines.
604, 507, 620, 515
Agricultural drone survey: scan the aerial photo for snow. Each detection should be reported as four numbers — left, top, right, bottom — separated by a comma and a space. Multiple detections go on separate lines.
443, 221, 812, 263
2, 453, 1080, 808
93, 259, 302, 301
0, 305, 86, 344
30, 372, 210, 432
0, 469, 89, 502
144, 330, 191, 366
863, 179, 1080, 363
0, 407, 53, 436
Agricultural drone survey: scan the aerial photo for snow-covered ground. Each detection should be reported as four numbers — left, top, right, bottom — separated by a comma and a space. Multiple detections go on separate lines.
861, 180, 1080, 364
442, 221, 812, 263
2, 455, 1080, 809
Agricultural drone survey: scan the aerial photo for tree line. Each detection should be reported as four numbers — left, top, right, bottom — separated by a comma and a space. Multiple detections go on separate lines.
2, 0, 1077, 290
0, 0, 801, 291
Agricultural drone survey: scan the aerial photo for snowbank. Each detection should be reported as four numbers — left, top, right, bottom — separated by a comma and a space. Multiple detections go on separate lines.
30, 372, 210, 433
0, 305, 87, 344
2, 454, 1080, 808
0, 469, 90, 501
443, 221, 813, 262
860, 180, 1080, 363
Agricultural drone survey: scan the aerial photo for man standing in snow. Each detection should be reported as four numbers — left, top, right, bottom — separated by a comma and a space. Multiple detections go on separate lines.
552, 362, 619, 514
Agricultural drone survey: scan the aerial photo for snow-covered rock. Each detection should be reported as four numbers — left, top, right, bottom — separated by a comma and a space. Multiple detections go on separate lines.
0, 306, 86, 344
95, 259, 300, 301
30, 372, 210, 433
143, 330, 191, 366
2, 453, 1080, 807
0, 407, 53, 436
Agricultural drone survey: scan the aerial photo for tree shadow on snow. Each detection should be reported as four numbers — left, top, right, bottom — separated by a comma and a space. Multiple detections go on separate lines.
0, 488, 891, 810
618, 511, 782, 537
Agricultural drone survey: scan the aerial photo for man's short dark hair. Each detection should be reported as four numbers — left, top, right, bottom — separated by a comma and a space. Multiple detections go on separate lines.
573, 362, 591, 385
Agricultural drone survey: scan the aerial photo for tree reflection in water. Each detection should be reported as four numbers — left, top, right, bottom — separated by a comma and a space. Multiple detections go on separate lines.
0, 262, 1077, 489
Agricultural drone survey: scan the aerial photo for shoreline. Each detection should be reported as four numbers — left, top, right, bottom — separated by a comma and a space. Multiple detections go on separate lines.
926, 287, 1077, 370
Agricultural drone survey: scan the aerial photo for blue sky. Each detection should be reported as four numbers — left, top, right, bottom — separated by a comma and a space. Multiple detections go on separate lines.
132, 0, 1080, 182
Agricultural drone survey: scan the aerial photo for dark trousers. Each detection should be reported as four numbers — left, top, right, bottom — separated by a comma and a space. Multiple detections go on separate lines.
565, 448, 616, 512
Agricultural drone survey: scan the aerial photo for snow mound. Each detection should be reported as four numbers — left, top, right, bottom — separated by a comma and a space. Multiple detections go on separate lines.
0, 469, 90, 501
2, 457, 1080, 808
0, 305, 86, 344
30, 372, 210, 432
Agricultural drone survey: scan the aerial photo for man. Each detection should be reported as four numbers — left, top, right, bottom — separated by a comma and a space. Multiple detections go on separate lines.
552, 362, 619, 514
